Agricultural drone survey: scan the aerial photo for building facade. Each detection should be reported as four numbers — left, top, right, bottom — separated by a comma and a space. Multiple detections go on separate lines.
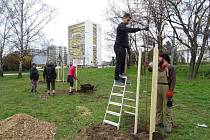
68, 21, 102, 66
47, 45, 68, 65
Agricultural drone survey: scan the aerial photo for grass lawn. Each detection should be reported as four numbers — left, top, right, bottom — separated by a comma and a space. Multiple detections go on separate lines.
0, 65, 210, 140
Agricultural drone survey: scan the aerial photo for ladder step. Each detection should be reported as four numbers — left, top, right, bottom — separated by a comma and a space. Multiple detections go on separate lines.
124, 111, 135, 116
125, 91, 134, 93
111, 93, 124, 97
109, 101, 122, 106
106, 111, 120, 116
124, 98, 135, 101
103, 119, 119, 127
123, 104, 136, 109
113, 85, 125, 88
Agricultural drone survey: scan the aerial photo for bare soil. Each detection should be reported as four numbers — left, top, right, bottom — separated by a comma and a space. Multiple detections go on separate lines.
0, 113, 57, 140
74, 124, 149, 140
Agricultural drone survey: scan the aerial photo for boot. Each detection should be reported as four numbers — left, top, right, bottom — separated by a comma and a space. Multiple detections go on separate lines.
31, 89, 33, 93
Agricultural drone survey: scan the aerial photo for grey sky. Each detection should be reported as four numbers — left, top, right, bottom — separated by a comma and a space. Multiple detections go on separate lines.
43, 0, 114, 61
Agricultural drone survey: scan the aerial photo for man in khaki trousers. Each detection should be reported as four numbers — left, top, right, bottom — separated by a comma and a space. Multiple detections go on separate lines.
148, 53, 176, 133
157, 53, 176, 133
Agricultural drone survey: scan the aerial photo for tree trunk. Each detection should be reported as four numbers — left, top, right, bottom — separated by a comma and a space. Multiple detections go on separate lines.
192, 47, 205, 79
18, 59, 23, 78
0, 53, 3, 77
0, 63, 3, 77
188, 50, 196, 80
18, 0, 24, 78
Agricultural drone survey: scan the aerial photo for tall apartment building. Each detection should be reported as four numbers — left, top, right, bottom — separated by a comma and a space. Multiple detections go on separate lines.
68, 21, 102, 66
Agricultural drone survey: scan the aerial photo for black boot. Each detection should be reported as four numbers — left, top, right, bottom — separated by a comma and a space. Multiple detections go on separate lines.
31, 89, 33, 93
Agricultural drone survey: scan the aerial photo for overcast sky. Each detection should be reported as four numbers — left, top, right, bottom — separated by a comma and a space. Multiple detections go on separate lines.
43, 0, 113, 61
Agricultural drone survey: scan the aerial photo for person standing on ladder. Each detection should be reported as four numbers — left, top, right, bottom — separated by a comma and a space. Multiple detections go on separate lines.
148, 53, 176, 133
114, 13, 149, 85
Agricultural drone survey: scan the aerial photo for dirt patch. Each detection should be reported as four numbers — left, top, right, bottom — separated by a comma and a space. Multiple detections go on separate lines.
76, 106, 91, 117
74, 124, 149, 140
0, 113, 57, 140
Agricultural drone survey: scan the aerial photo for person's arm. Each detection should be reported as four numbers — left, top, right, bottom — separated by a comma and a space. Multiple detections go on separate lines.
54, 68, 57, 79
119, 24, 149, 33
118, 24, 140, 33
168, 66, 176, 91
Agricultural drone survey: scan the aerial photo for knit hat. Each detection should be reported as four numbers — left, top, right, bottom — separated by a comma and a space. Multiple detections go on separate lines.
159, 53, 170, 64
123, 13, 131, 19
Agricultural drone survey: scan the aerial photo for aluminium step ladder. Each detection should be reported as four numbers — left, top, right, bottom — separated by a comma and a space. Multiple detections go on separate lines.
103, 76, 136, 129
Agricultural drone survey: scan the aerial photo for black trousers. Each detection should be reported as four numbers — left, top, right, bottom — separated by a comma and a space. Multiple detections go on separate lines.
114, 50, 125, 80
47, 79, 55, 90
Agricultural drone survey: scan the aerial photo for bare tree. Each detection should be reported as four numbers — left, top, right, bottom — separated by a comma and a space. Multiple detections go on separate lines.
3, 0, 56, 77
0, 0, 11, 77
166, 0, 210, 79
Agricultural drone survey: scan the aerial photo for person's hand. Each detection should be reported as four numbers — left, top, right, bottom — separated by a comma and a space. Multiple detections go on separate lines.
75, 77, 78, 80
166, 90, 173, 98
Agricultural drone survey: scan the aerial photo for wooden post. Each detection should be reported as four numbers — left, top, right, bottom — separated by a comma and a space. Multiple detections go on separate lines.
57, 67, 60, 81
75, 65, 78, 92
149, 46, 159, 140
62, 63, 65, 82
134, 50, 142, 134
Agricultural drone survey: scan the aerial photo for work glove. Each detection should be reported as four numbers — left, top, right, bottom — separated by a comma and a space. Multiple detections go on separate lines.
166, 90, 173, 98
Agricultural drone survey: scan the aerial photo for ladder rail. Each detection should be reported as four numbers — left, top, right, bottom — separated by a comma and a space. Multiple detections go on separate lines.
117, 77, 127, 129
103, 81, 117, 124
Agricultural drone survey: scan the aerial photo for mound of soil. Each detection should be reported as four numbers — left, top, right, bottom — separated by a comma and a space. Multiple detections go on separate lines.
0, 113, 57, 140
74, 124, 149, 140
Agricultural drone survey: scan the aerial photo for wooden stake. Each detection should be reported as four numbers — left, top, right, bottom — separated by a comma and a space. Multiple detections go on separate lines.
134, 50, 142, 134
149, 46, 159, 140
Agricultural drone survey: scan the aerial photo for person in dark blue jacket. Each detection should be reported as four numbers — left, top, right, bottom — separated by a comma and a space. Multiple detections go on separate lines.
114, 13, 149, 85
43, 62, 57, 96
30, 63, 39, 93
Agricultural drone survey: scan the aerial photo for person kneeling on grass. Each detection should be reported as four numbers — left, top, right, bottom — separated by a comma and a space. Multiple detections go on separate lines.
30, 63, 39, 93
67, 65, 78, 94
43, 62, 57, 96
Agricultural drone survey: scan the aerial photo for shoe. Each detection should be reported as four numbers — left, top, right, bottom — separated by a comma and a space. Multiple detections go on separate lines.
156, 122, 164, 128
31, 89, 33, 92
119, 74, 127, 79
166, 123, 173, 133
52, 92, 55, 96
47, 92, 50, 96
115, 80, 125, 86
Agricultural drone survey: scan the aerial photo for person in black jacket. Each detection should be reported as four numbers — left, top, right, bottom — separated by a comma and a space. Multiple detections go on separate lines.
43, 62, 57, 96
114, 13, 149, 85
30, 63, 39, 93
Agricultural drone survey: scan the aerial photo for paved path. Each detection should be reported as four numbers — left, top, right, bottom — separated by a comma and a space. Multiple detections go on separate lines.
4, 73, 29, 76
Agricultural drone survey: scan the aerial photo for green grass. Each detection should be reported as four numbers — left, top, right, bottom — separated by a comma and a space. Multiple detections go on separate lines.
0, 65, 210, 140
